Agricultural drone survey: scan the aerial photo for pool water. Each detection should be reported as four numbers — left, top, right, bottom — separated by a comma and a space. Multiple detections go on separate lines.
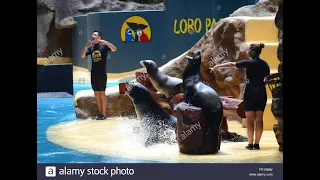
37, 82, 153, 163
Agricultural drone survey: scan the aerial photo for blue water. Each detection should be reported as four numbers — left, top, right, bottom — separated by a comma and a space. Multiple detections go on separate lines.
37, 82, 153, 163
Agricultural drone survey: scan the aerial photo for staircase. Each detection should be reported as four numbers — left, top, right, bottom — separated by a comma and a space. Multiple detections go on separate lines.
244, 16, 279, 130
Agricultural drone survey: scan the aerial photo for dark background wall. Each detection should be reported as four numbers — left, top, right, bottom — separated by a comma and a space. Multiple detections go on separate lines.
37, 64, 73, 95
72, 0, 257, 73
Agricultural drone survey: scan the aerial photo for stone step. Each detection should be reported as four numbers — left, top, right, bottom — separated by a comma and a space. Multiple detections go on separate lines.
244, 16, 278, 43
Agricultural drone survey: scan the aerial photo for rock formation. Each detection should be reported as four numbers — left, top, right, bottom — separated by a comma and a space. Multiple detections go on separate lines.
272, 0, 283, 151
163, 18, 248, 98
230, 0, 279, 17
176, 103, 220, 154
275, 0, 283, 65
74, 86, 136, 118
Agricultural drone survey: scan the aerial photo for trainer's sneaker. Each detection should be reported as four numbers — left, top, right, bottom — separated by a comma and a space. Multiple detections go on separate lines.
253, 144, 260, 150
96, 114, 107, 120
94, 114, 102, 119
245, 144, 254, 150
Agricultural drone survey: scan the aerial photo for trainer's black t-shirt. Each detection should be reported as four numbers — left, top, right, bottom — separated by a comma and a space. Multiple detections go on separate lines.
86, 43, 111, 73
236, 58, 270, 96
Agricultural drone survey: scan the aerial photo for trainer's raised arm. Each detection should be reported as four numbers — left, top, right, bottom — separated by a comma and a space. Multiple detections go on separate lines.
99, 40, 117, 52
81, 41, 92, 58
213, 62, 236, 70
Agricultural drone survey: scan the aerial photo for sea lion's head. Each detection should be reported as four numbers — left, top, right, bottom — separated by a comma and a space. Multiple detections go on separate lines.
125, 81, 152, 101
182, 50, 201, 80
183, 50, 202, 79
185, 50, 202, 66
140, 60, 159, 73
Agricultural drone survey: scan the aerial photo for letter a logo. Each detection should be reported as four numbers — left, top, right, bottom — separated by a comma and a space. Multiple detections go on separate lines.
45, 166, 56, 177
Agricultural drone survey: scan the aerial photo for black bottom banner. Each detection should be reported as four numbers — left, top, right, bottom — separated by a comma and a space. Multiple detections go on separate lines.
38, 163, 283, 180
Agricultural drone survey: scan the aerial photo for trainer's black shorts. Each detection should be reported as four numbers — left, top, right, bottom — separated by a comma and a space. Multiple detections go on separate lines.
243, 86, 267, 112
91, 72, 107, 91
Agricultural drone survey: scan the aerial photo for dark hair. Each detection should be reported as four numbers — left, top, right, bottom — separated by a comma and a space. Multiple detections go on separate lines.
93, 31, 102, 39
250, 43, 265, 57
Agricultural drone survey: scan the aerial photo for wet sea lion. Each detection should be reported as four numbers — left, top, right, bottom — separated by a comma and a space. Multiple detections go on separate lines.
179, 50, 223, 152
140, 60, 183, 99
125, 81, 177, 147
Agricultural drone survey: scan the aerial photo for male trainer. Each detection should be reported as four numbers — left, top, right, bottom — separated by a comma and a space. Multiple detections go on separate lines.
81, 31, 117, 120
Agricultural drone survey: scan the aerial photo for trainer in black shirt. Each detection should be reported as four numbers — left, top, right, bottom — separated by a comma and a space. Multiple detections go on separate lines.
81, 31, 117, 120
213, 43, 270, 150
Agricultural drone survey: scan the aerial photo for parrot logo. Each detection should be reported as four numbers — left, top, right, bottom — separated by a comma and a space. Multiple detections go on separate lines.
121, 16, 151, 42
125, 28, 134, 42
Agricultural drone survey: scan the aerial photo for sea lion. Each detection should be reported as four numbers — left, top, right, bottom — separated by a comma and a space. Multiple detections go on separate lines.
180, 50, 223, 152
125, 81, 177, 147
140, 60, 184, 99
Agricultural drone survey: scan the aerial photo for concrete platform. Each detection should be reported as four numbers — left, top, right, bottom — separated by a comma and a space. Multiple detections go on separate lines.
47, 118, 283, 163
